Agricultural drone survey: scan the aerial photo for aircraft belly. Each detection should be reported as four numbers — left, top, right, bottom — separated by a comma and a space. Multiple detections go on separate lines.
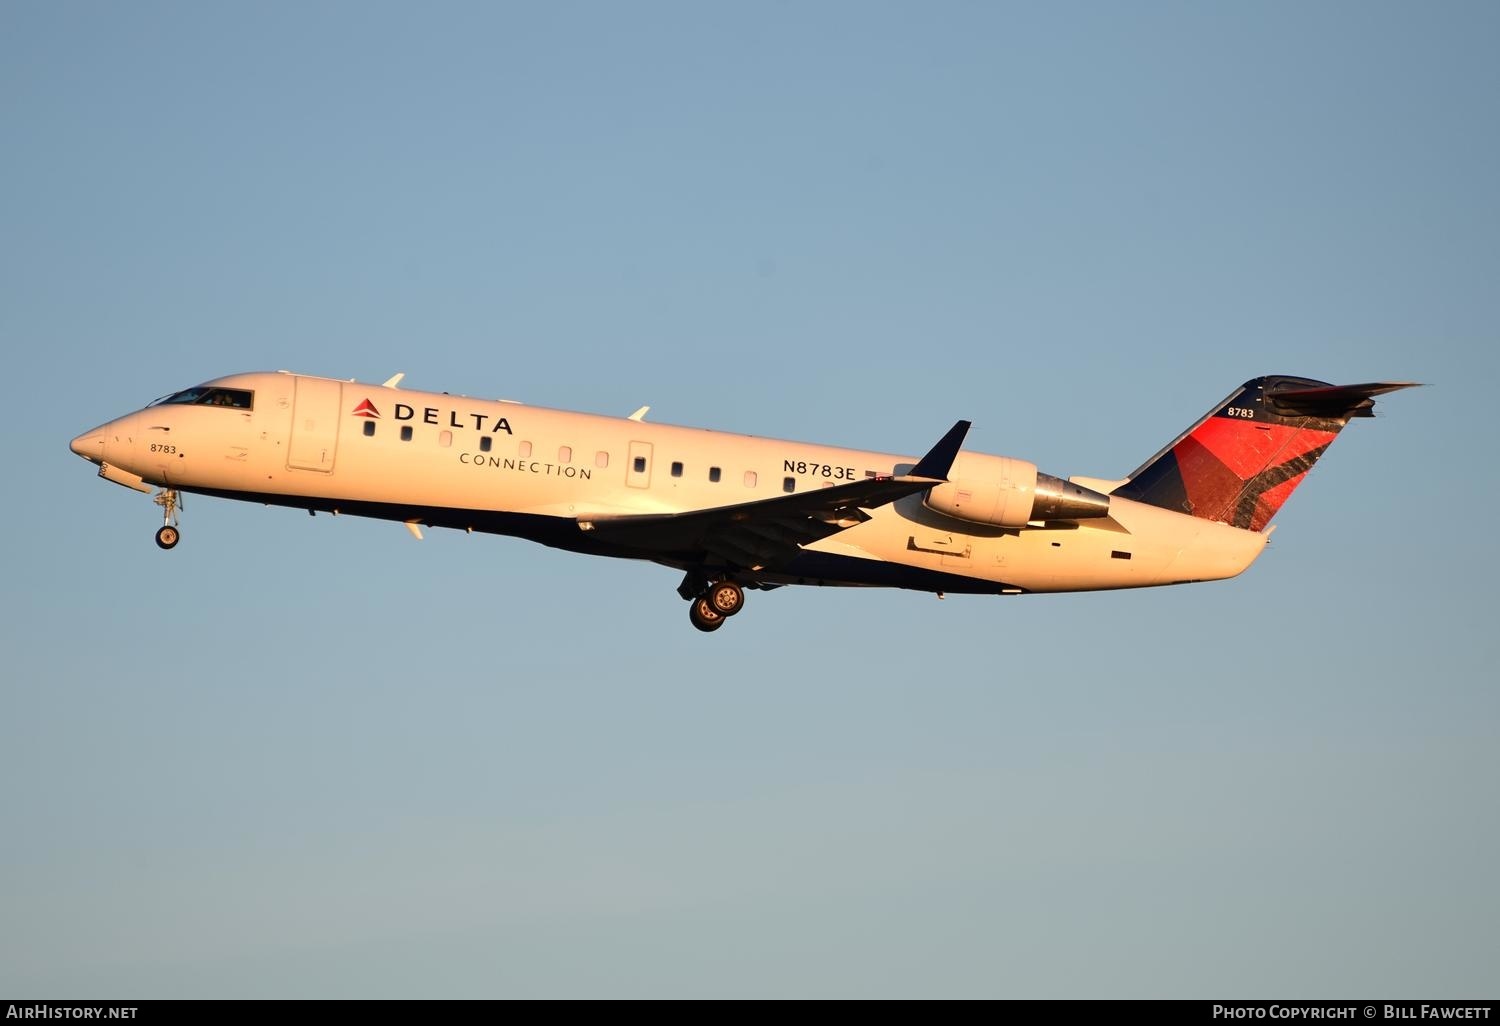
805, 516, 1012, 591
825, 500, 1265, 594
825, 509, 1138, 593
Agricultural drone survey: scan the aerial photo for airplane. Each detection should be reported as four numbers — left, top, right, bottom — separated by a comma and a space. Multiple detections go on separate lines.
69, 371, 1417, 632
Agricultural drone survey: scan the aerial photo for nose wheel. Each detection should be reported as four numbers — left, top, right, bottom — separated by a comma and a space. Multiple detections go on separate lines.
153, 488, 182, 550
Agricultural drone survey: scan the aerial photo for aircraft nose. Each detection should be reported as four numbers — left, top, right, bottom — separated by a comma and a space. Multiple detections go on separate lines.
70, 429, 105, 464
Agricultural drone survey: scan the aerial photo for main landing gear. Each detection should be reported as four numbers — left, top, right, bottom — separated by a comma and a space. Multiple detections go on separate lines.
153, 488, 182, 550
681, 574, 747, 633
688, 595, 726, 633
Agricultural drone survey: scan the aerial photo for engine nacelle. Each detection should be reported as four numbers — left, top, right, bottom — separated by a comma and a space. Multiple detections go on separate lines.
924, 457, 1039, 528
924, 459, 1110, 528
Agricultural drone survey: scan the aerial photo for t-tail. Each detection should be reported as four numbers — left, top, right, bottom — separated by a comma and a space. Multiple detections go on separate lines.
1112, 376, 1419, 532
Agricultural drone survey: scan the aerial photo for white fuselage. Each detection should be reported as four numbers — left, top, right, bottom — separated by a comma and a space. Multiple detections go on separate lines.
73, 371, 1268, 595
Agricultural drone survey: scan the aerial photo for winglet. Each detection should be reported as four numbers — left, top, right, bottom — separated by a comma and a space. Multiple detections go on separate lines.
628, 406, 650, 421
908, 420, 971, 480
382, 373, 405, 389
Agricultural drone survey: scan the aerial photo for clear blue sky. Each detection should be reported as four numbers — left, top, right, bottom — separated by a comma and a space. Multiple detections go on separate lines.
3, 0, 1496, 998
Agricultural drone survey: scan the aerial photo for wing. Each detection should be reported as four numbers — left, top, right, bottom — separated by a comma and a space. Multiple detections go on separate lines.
576, 420, 970, 570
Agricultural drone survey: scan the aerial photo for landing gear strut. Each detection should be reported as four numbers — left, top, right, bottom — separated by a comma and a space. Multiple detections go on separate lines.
681, 572, 747, 633
153, 489, 182, 550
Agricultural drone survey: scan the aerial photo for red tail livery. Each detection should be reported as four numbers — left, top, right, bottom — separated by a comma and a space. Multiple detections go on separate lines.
1114, 377, 1418, 531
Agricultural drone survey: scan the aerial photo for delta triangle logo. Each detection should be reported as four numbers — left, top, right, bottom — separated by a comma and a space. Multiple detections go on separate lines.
352, 398, 381, 418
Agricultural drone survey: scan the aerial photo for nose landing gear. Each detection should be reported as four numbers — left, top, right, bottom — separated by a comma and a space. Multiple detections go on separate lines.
153, 488, 182, 550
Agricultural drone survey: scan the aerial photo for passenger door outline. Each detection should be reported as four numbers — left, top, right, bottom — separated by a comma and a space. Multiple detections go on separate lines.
287, 378, 342, 473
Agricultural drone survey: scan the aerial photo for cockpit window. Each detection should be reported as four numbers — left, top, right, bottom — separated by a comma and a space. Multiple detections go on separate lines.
149, 387, 254, 410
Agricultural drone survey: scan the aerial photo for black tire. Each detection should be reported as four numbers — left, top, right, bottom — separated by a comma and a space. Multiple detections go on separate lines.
155, 525, 180, 550
689, 596, 725, 633
708, 581, 745, 617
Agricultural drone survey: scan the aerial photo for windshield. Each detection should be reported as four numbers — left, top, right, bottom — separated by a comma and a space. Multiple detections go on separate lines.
148, 386, 254, 410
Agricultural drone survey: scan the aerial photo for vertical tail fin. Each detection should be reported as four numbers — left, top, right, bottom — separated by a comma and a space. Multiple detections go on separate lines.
1112, 376, 1419, 531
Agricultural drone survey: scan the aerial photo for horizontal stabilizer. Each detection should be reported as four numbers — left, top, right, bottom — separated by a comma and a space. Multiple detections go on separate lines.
1264, 380, 1421, 419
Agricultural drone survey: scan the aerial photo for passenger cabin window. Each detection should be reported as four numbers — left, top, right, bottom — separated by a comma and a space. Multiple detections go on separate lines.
400, 426, 413, 442
439, 430, 453, 448
709, 467, 721, 483
783, 477, 796, 493
150, 386, 254, 410
558, 446, 572, 462
480, 436, 492, 452
596, 451, 609, 469
744, 471, 757, 488
519, 441, 532, 458
634, 456, 647, 473
363, 421, 376, 437
671, 462, 683, 478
